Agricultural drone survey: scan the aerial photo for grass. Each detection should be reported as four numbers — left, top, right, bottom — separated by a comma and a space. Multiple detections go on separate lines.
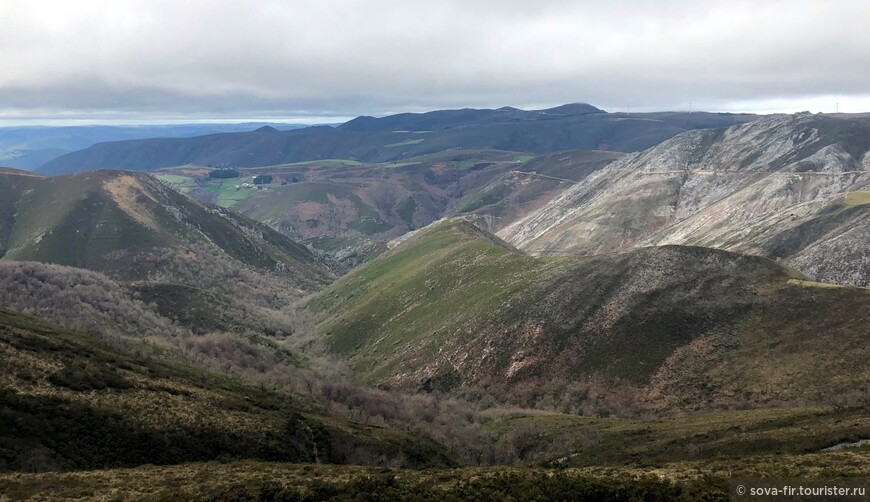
262, 159, 366, 169
155, 174, 193, 185
483, 406, 870, 467
2, 452, 869, 501
383, 138, 425, 148
845, 191, 870, 206
0, 309, 452, 473
310, 220, 870, 410
201, 177, 258, 207
787, 278, 852, 289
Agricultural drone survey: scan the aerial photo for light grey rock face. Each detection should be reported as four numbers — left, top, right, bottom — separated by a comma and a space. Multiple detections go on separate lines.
498, 113, 870, 286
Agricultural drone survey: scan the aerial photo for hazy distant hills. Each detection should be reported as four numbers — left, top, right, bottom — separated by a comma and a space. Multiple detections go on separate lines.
499, 113, 870, 286
38, 104, 756, 174
312, 219, 870, 411
0, 123, 308, 170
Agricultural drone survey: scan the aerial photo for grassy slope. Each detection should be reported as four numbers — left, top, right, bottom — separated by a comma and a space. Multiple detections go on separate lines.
311, 220, 870, 410
0, 170, 329, 286
0, 170, 44, 256
0, 309, 453, 472
483, 406, 870, 466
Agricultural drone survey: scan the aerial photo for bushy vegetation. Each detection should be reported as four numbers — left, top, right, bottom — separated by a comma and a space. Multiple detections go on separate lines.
209, 168, 240, 179
211, 472, 721, 501
0, 310, 454, 473
0, 261, 185, 340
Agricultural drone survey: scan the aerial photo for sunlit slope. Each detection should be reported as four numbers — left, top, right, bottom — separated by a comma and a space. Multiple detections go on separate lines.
0, 170, 330, 287
312, 220, 870, 411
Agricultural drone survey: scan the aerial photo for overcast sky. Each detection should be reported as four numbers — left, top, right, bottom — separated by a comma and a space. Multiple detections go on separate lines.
1, 0, 869, 124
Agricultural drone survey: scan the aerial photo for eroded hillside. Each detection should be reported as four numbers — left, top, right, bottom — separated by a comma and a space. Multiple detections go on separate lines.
498, 113, 870, 286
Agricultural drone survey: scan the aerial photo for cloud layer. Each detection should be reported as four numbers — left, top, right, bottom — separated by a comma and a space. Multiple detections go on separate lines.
2, 0, 869, 122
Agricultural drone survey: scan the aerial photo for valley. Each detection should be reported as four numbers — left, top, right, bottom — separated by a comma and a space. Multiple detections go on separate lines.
1, 107, 868, 501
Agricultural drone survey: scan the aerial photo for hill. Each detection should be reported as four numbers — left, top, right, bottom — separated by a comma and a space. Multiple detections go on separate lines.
0, 169, 330, 286
0, 309, 452, 472
310, 220, 870, 413
0, 169, 335, 357
154, 149, 624, 270
38, 105, 755, 174
498, 113, 870, 286
0, 123, 309, 170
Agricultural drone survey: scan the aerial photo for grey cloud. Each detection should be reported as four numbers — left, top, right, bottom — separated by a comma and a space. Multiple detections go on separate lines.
1, 0, 869, 122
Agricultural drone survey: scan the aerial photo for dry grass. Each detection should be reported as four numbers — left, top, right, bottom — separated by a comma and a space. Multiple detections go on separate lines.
2, 452, 869, 501
845, 191, 870, 206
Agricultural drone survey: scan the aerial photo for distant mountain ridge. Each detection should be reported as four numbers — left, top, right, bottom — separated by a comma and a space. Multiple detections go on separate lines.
0, 123, 308, 170
38, 104, 756, 174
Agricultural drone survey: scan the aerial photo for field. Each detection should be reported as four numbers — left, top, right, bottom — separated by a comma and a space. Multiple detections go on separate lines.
846, 190, 870, 206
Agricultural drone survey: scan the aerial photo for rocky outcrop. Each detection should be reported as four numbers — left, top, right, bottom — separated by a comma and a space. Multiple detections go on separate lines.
498, 113, 870, 286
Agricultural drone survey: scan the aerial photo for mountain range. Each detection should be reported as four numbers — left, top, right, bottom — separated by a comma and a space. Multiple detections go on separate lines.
37, 104, 755, 174
1, 104, 869, 498
0, 123, 309, 170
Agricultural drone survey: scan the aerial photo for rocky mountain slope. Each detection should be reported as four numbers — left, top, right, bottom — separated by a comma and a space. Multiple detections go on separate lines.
498, 113, 870, 286
38, 105, 754, 174
311, 220, 870, 413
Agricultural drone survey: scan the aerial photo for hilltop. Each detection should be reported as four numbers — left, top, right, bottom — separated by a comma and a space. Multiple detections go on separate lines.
311, 220, 870, 413
38, 105, 755, 174
499, 113, 870, 286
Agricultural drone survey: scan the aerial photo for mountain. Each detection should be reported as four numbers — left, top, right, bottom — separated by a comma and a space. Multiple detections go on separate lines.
498, 113, 870, 286
310, 219, 870, 412
0, 123, 309, 171
38, 105, 756, 174
154, 149, 624, 271
0, 308, 452, 471
0, 169, 329, 287
0, 168, 334, 346
336, 103, 605, 131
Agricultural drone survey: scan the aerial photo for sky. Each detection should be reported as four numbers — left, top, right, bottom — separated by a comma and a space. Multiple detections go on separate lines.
1, 0, 869, 124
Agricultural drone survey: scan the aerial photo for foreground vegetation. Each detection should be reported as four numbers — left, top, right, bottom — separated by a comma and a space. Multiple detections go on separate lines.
0, 309, 453, 472
3, 450, 870, 501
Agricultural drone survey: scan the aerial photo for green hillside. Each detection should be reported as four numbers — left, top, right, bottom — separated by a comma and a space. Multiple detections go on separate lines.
0, 309, 453, 472
0, 169, 44, 257
1, 170, 328, 286
311, 220, 870, 412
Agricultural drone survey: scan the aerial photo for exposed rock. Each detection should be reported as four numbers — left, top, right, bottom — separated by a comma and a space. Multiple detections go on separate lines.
498, 113, 870, 286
